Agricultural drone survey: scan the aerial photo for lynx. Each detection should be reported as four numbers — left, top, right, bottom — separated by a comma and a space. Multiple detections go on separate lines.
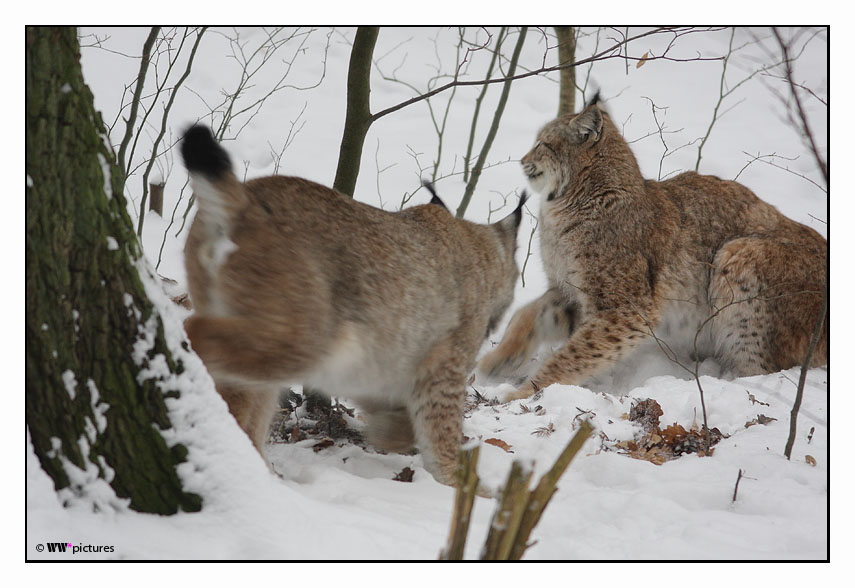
180, 125, 525, 490
479, 96, 827, 401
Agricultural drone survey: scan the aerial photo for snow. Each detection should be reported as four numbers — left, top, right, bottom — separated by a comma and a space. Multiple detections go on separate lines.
24, 26, 833, 569
61, 369, 77, 400
96, 152, 113, 200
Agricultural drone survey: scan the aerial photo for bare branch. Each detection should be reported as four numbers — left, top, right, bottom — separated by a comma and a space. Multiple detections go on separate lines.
117, 27, 160, 185
520, 205, 539, 288
771, 27, 827, 185
372, 27, 725, 122
137, 27, 208, 238
456, 27, 528, 218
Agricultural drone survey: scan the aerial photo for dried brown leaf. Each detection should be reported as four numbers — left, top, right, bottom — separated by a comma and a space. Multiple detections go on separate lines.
485, 437, 513, 452
312, 438, 335, 452
615, 439, 637, 451
746, 391, 770, 407
744, 414, 777, 429
660, 423, 689, 444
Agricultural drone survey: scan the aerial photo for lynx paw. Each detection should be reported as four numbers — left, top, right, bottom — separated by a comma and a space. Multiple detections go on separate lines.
499, 381, 538, 403
477, 348, 529, 383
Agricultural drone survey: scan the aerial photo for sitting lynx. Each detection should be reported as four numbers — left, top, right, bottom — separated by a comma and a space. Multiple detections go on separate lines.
479, 96, 827, 401
180, 125, 525, 490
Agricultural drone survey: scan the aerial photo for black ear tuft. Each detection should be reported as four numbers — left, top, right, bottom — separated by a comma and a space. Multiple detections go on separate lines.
181, 125, 232, 179
512, 191, 530, 228
494, 190, 529, 241
586, 89, 601, 108
422, 180, 449, 211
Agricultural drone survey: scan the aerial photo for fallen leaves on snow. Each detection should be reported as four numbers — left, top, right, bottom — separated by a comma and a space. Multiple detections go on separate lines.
485, 438, 514, 453
744, 414, 777, 429
615, 398, 725, 465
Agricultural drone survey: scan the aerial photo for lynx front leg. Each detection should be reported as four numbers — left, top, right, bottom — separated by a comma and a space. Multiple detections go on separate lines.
504, 306, 656, 401
408, 334, 493, 496
359, 401, 416, 454
478, 288, 575, 382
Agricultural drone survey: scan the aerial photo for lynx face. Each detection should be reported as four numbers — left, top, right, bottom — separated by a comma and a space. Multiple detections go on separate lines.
520, 108, 603, 200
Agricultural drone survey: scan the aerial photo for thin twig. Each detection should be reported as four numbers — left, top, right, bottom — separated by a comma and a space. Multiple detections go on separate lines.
732, 468, 744, 502
784, 292, 827, 460
372, 27, 724, 122
136, 27, 207, 238
457, 27, 528, 218
771, 27, 827, 185
464, 27, 506, 182
117, 27, 159, 186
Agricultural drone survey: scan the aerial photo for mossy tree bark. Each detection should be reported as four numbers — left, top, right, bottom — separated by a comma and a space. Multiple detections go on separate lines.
26, 26, 201, 514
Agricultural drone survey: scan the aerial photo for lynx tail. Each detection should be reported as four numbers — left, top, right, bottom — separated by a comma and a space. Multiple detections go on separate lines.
181, 125, 247, 226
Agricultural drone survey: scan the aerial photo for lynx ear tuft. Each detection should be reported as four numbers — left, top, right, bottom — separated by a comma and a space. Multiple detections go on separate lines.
495, 191, 529, 240
512, 191, 529, 229
422, 180, 449, 211
181, 125, 232, 179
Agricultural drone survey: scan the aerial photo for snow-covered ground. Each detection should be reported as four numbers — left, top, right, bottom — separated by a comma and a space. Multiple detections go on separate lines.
26, 26, 831, 567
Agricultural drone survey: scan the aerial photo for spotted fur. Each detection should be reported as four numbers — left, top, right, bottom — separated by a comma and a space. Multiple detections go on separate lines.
479, 101, 827, 401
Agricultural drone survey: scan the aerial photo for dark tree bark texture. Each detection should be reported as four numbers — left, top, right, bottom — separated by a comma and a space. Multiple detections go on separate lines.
26, 26, 201, 514
332, 26, 379, 197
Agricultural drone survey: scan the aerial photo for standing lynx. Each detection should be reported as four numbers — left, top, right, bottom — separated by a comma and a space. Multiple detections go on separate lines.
479, 97, 827, 401
180, 125, 525, 490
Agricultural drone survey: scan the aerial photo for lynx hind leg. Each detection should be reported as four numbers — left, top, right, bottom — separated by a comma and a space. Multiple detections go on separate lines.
217, 381, 281, 460
709, 237, 825, 376
478, 288, 574, 382
359, 401, 415, 454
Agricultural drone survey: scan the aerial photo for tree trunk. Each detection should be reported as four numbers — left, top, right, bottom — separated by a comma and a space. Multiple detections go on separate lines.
554, 27, 576, 116
26, 26, 201, 514
332, 26, 379, 197
311, 26, 380, 412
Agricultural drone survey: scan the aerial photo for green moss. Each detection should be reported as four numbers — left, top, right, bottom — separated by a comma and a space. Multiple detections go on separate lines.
26, 26, 202, 515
